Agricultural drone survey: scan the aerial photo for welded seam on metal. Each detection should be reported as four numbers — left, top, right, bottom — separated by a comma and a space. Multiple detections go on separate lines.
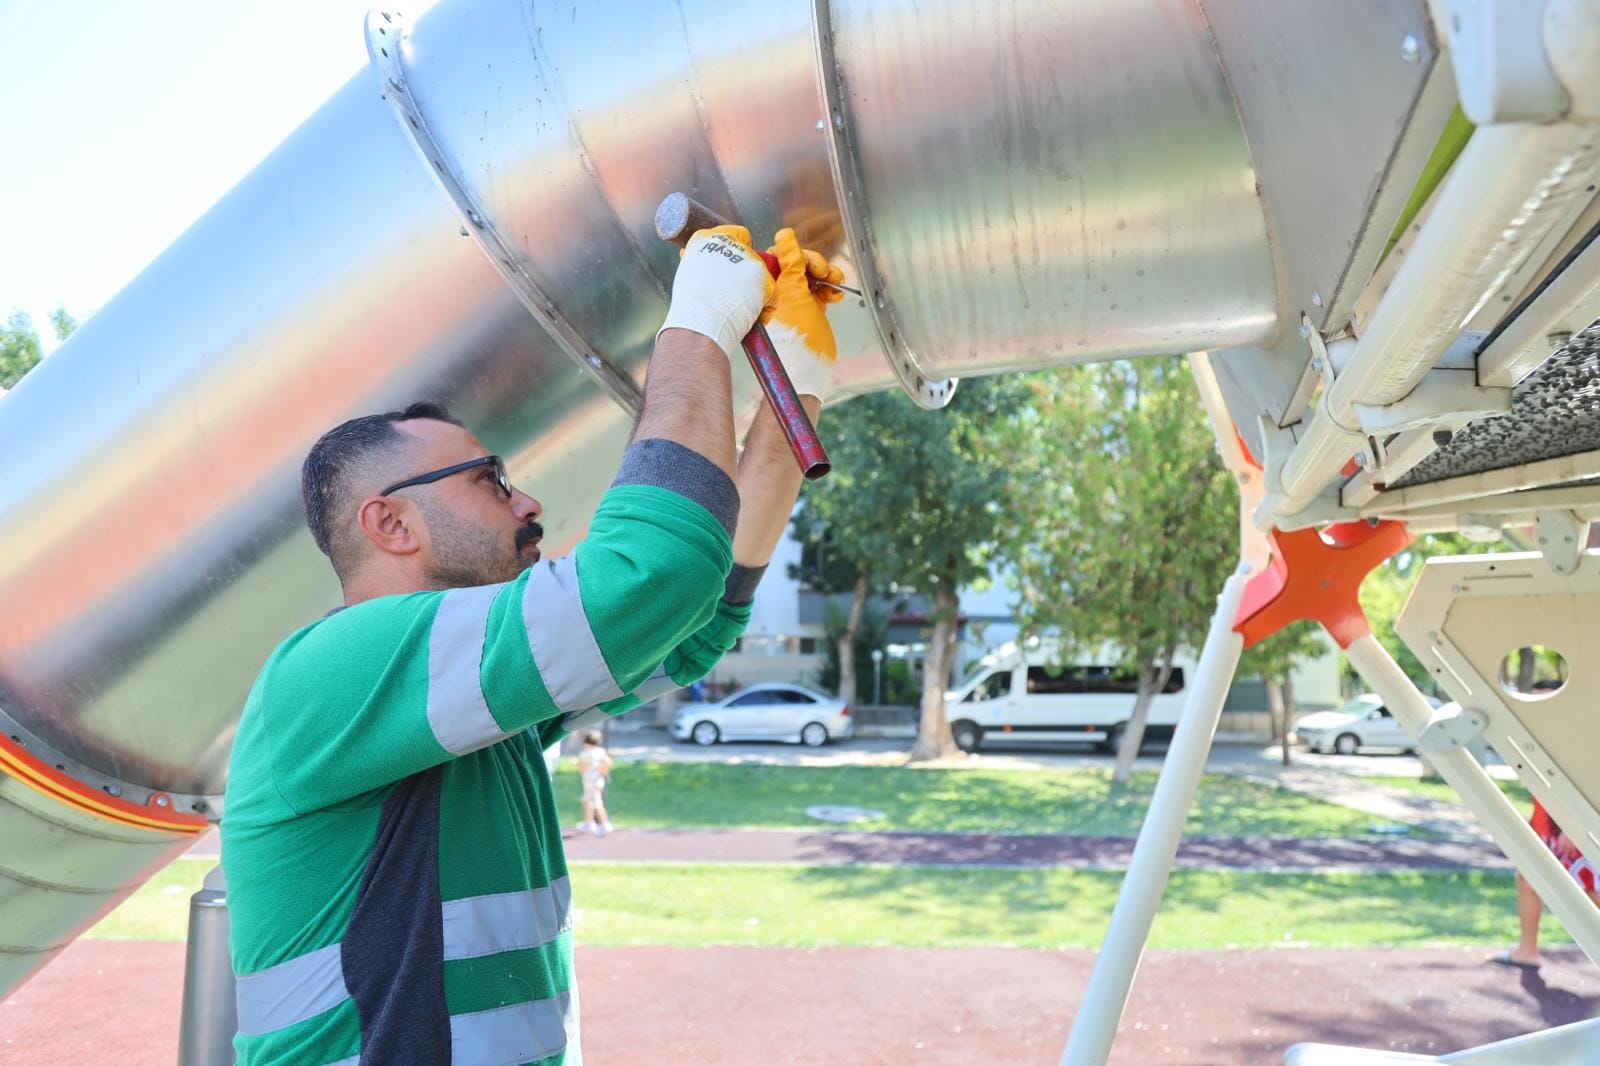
364, 10, 644, 416
808, 0, 956, 411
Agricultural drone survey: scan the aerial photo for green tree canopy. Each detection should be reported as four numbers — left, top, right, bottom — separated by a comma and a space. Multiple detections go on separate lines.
993, 358, 1238, 780
803, 376, 1026, 758
1, 307, 77, 390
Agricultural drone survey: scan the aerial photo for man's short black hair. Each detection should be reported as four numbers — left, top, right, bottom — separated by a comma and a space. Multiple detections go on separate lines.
301, 402, 460, 576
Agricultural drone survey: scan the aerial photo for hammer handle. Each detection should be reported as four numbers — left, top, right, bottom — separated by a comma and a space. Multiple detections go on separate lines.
655, 193, 831, 480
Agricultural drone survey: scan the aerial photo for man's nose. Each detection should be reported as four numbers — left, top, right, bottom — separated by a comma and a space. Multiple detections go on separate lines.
511, 488, 542, 523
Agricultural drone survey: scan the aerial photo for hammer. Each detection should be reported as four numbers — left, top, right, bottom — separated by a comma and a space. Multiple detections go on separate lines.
655, 193, 831, 480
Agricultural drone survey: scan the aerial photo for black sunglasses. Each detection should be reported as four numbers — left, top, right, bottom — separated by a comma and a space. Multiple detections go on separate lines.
381, 455, 512, 499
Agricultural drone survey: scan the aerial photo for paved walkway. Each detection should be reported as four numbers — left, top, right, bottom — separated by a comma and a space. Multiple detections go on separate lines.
9, 940, 1596, 1064
561, 827, 1510, 873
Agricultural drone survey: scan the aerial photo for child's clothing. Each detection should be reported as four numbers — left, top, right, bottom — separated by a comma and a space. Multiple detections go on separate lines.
579, 746, 609, 808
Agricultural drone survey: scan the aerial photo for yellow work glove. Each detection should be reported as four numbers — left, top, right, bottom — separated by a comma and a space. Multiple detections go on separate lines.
658, 225, 776, 360
759, 227, 845, 400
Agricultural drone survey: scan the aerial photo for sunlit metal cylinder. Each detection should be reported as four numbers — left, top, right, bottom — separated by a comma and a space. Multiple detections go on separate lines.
0, 0, 1277, 999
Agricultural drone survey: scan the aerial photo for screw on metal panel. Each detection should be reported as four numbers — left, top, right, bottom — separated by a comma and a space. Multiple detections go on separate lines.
1298, 321, 1313, 338
832, 110, 845, 133
1401, 34, 1421, 63
1311, 290, 1323, 307
155, 795, 171, 807
1353, 452, 1366, 467
104, 784, 122, 797
467, 211, 484, 227
1367, 516, 1379, 527
1311, 359, 1325, 375
874, 291, 886, 310
1432, 428, 1453, 447
815, 119, 825, 132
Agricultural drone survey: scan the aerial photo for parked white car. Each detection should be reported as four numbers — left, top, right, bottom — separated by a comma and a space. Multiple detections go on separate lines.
1293, 694, 1440, 755
670, 684, 853, 747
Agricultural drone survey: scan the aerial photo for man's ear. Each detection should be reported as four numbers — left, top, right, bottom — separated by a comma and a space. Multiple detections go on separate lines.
356, 496, 423, 558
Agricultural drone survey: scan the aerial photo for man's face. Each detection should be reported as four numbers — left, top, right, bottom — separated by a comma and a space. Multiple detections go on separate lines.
389, 419, 544, 588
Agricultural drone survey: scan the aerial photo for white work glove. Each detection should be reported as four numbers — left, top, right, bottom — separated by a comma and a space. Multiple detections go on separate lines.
759, 228, 844, 401
658, 225, 774, 360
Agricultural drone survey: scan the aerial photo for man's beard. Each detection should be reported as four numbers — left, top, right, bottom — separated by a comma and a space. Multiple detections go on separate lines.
418, 499, 542, 588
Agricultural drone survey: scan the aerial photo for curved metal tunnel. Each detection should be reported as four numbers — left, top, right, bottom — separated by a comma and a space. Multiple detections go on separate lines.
0, 0, 1286, 995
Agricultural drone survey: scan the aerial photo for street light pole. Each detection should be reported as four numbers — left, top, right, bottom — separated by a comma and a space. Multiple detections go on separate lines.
871, 648, 884, 705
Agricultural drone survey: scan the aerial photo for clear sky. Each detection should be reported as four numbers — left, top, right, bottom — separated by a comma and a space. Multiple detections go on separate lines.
0, 0, 423, 352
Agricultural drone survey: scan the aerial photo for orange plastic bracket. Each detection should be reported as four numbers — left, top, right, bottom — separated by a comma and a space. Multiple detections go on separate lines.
1233, 520, 1413, 650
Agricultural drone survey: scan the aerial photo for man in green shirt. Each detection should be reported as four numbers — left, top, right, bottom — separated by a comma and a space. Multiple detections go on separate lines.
223, 224, 842, 1064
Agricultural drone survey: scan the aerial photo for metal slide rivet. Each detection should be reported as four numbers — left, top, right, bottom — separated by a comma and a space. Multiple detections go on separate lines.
1401, 35, 1420, 63
832, 110, 845, 132
1311, 290, 1323, 307
104, 784, 122, 797
156, 795, 171, 807
815, 119, 825, 132
468, 211, 483, 226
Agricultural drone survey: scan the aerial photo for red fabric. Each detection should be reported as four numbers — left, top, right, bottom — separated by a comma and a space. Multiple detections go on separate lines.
1532, 798, 1556, 838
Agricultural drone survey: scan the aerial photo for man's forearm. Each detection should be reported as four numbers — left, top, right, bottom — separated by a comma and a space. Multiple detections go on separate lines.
632, 328, 736, 479
732, 395, 821, 568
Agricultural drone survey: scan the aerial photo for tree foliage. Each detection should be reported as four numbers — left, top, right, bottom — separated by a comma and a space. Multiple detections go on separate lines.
1239, 620, 1326, 764
1, 307, 77, 390
993, 358, 1238, 780
802, 376, 1027, 759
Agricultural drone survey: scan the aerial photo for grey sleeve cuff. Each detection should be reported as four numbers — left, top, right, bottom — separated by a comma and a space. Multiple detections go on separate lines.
612, 438, 740, 539
723, 563, 767, 605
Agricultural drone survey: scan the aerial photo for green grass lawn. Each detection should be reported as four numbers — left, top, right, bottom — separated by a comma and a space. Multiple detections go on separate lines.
92, 857, 1560, 952
550, 762, 1411, 838
1365, 775, 1531, 810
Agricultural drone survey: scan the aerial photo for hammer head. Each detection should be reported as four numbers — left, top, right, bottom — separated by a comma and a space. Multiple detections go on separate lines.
654, 193, 733, 247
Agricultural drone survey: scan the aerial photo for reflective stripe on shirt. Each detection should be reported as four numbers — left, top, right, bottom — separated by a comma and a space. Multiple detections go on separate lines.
233, 876, 573, 1037
524, 556, 624, 711
426, 583, 512, 755
453, 988, 578, 1066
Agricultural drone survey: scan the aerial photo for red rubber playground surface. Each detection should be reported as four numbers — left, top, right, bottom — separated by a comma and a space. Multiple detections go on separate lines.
5, 938, 1597, 1064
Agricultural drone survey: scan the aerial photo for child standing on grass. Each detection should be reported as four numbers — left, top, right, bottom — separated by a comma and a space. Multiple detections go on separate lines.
577, 730, 614, 836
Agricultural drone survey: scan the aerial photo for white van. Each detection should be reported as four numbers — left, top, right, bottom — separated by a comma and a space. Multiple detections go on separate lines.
945, 643, 1194, 754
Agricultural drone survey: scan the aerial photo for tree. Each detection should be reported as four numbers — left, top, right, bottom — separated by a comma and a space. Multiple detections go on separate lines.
1, 307, 77, 390
789, 504, 874, 706
1238, 621, 1326, 766
815, 598, 891, 702
994, 359, 1238, 781
803, 376, 1027, 760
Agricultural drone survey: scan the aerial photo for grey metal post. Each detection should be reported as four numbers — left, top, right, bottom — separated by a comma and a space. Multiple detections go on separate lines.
177, 864, 236, 1066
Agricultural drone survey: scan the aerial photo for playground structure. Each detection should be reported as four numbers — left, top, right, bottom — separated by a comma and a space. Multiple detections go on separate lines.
3, 0, 1600, 1061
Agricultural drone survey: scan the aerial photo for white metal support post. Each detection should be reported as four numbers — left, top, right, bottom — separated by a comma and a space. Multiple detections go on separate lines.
1059, 570, 1252, 1066
1343, 634, 1600, 964
1060, 353, 1265, 1066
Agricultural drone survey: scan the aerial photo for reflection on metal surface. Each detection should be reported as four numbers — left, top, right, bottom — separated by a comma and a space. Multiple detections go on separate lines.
0, 0, 1296, 998
811, 0, 957, 409
826, 0, 1277, 379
